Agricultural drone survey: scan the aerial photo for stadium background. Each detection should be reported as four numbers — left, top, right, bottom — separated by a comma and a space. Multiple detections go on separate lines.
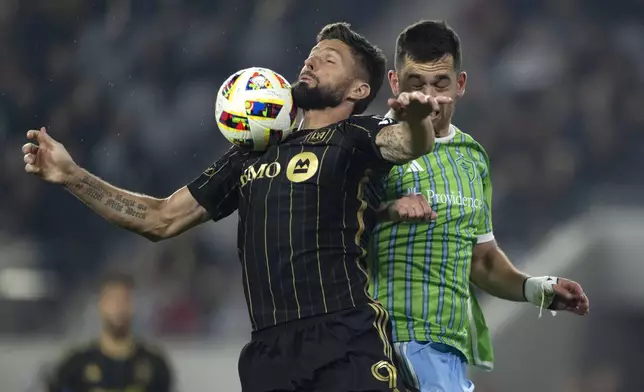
1, 0, 643, 391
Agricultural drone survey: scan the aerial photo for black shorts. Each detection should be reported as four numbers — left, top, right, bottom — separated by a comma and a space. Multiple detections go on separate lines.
238, 303, 404, 392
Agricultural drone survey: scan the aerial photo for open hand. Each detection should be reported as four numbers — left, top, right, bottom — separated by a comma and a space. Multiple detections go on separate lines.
387, 92, 452, 124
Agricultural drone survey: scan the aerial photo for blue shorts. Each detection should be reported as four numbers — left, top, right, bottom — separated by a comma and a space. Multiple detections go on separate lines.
393, 341, 474, 392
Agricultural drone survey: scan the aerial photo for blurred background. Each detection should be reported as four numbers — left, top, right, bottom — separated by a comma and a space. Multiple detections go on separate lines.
1, 0, 643, 390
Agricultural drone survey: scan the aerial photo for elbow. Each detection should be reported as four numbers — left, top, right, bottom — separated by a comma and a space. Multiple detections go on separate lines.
139, 226, 169, 242
142, 232, 165, 243
138, 199, 173, 242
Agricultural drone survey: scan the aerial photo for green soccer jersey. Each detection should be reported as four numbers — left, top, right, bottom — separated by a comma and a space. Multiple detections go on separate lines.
369, 123, 494, 363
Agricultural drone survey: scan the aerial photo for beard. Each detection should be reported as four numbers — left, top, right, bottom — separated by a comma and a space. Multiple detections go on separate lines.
103, 319, 131, 339
292, 78, 345, 110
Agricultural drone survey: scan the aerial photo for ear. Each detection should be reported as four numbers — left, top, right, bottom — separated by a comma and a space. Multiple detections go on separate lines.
388, 70, 399, 96
456, 71, 467, 98
347, 80, 370, 102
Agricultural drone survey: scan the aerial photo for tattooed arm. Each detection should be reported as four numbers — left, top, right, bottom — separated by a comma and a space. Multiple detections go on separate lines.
374, 92, 452, 164
375, 118, 435, 163
22, 127, 241, 242
64, 169, 208, 241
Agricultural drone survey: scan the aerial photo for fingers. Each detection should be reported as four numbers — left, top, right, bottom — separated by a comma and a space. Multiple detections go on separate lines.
576, 294, 590, 315
417, 194, 436, 221
552, 284, 573, 301
26, 130, 40, 141
393, 194, 436, 222
420, 199, 433, 221
22, 143, 39, 154
26, 127, 50, 144
410, 203, 425, 221
558, 279, 584, 298
396, 206, 410, 221
434, 96, 453, 105
391, 93, 453, 116
24, 153, 37, 165
552, 278, 590, 316
25, 163, 40, 174
387, 98, 403, 113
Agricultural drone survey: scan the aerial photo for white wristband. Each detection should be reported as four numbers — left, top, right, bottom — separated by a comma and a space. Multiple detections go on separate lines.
524, 276, 558, 317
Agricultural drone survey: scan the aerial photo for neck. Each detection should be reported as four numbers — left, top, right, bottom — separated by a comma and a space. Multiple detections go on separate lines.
100, 331, 134, 358
435, 122, 451, 138
299, 105, 352, 130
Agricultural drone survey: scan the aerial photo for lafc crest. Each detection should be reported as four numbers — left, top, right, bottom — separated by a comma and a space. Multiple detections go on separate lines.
84, 363, 102, 382
135, 359, 153, 384
304, 129, 330, 144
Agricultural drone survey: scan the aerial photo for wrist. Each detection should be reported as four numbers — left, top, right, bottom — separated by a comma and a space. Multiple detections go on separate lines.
523, 276, 558, 307
62, 164, 82, 188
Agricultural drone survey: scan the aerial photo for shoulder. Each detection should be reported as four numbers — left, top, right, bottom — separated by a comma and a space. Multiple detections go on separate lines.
452, 126, 489, 160
346, 114, 396, 130
51, 341, 98, 371
137, 341, 171, 364
339, 115, 398, 145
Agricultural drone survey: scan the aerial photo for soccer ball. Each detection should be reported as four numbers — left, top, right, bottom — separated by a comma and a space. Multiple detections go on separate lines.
215, 67, 297, 151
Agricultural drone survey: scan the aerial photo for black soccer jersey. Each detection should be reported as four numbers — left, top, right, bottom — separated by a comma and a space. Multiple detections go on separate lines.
188, 114, 397, 331
47, 341, 172, 392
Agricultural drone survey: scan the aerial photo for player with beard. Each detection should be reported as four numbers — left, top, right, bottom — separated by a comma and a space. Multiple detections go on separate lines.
22, 22, 450, 391
46, 273, 172, 392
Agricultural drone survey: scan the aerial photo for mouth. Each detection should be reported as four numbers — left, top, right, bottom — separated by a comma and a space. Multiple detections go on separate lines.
299, 73, 316, 83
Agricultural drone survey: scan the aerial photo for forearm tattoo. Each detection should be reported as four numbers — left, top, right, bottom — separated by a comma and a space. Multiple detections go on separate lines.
378, 127, 412, 163
75, 176, 147, 221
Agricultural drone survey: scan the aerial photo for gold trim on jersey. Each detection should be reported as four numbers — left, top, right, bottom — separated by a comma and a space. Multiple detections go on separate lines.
368, 302, 393, 360
340, 149, 356, 307
289, 146, 305, 319
265, 148, 280, 324
242, 156, 262, 329
371, 360, 399, 391
315, 144, 332, 313
353, 170, 378, 303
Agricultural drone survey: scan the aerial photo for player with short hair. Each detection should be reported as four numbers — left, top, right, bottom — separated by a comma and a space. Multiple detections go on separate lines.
46, 272, 173, 392
23, 22, 451, 392
370, 20, 590, 391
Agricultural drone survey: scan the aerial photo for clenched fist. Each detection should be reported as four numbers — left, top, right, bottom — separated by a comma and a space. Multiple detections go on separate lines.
386, 193, 437, 222
23, 127, 77, 184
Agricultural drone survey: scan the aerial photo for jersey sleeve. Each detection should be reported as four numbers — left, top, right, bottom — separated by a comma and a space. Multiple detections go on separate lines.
345, 115, 397, 162
476, 162, 494, 244
187, 146, 246, 222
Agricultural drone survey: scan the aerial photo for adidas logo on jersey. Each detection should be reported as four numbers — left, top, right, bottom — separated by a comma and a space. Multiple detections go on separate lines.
406, 160, 424, 173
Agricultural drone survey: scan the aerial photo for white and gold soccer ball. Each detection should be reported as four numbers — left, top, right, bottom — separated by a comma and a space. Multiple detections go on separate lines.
215, 67, 297, 151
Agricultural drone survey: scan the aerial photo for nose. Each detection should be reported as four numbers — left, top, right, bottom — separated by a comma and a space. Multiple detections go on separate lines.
422, 85, 437, 96
303, 55, 318, 71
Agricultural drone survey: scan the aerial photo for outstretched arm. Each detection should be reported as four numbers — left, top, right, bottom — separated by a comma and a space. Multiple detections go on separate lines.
470, 240, 528, 301
470, 241, 590, 315
23, 127, 238, 242
375, 92, 452, 163
65, 171, 208, 241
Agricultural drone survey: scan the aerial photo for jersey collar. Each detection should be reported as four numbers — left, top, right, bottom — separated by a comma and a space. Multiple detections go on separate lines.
384, 110, 457, 143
